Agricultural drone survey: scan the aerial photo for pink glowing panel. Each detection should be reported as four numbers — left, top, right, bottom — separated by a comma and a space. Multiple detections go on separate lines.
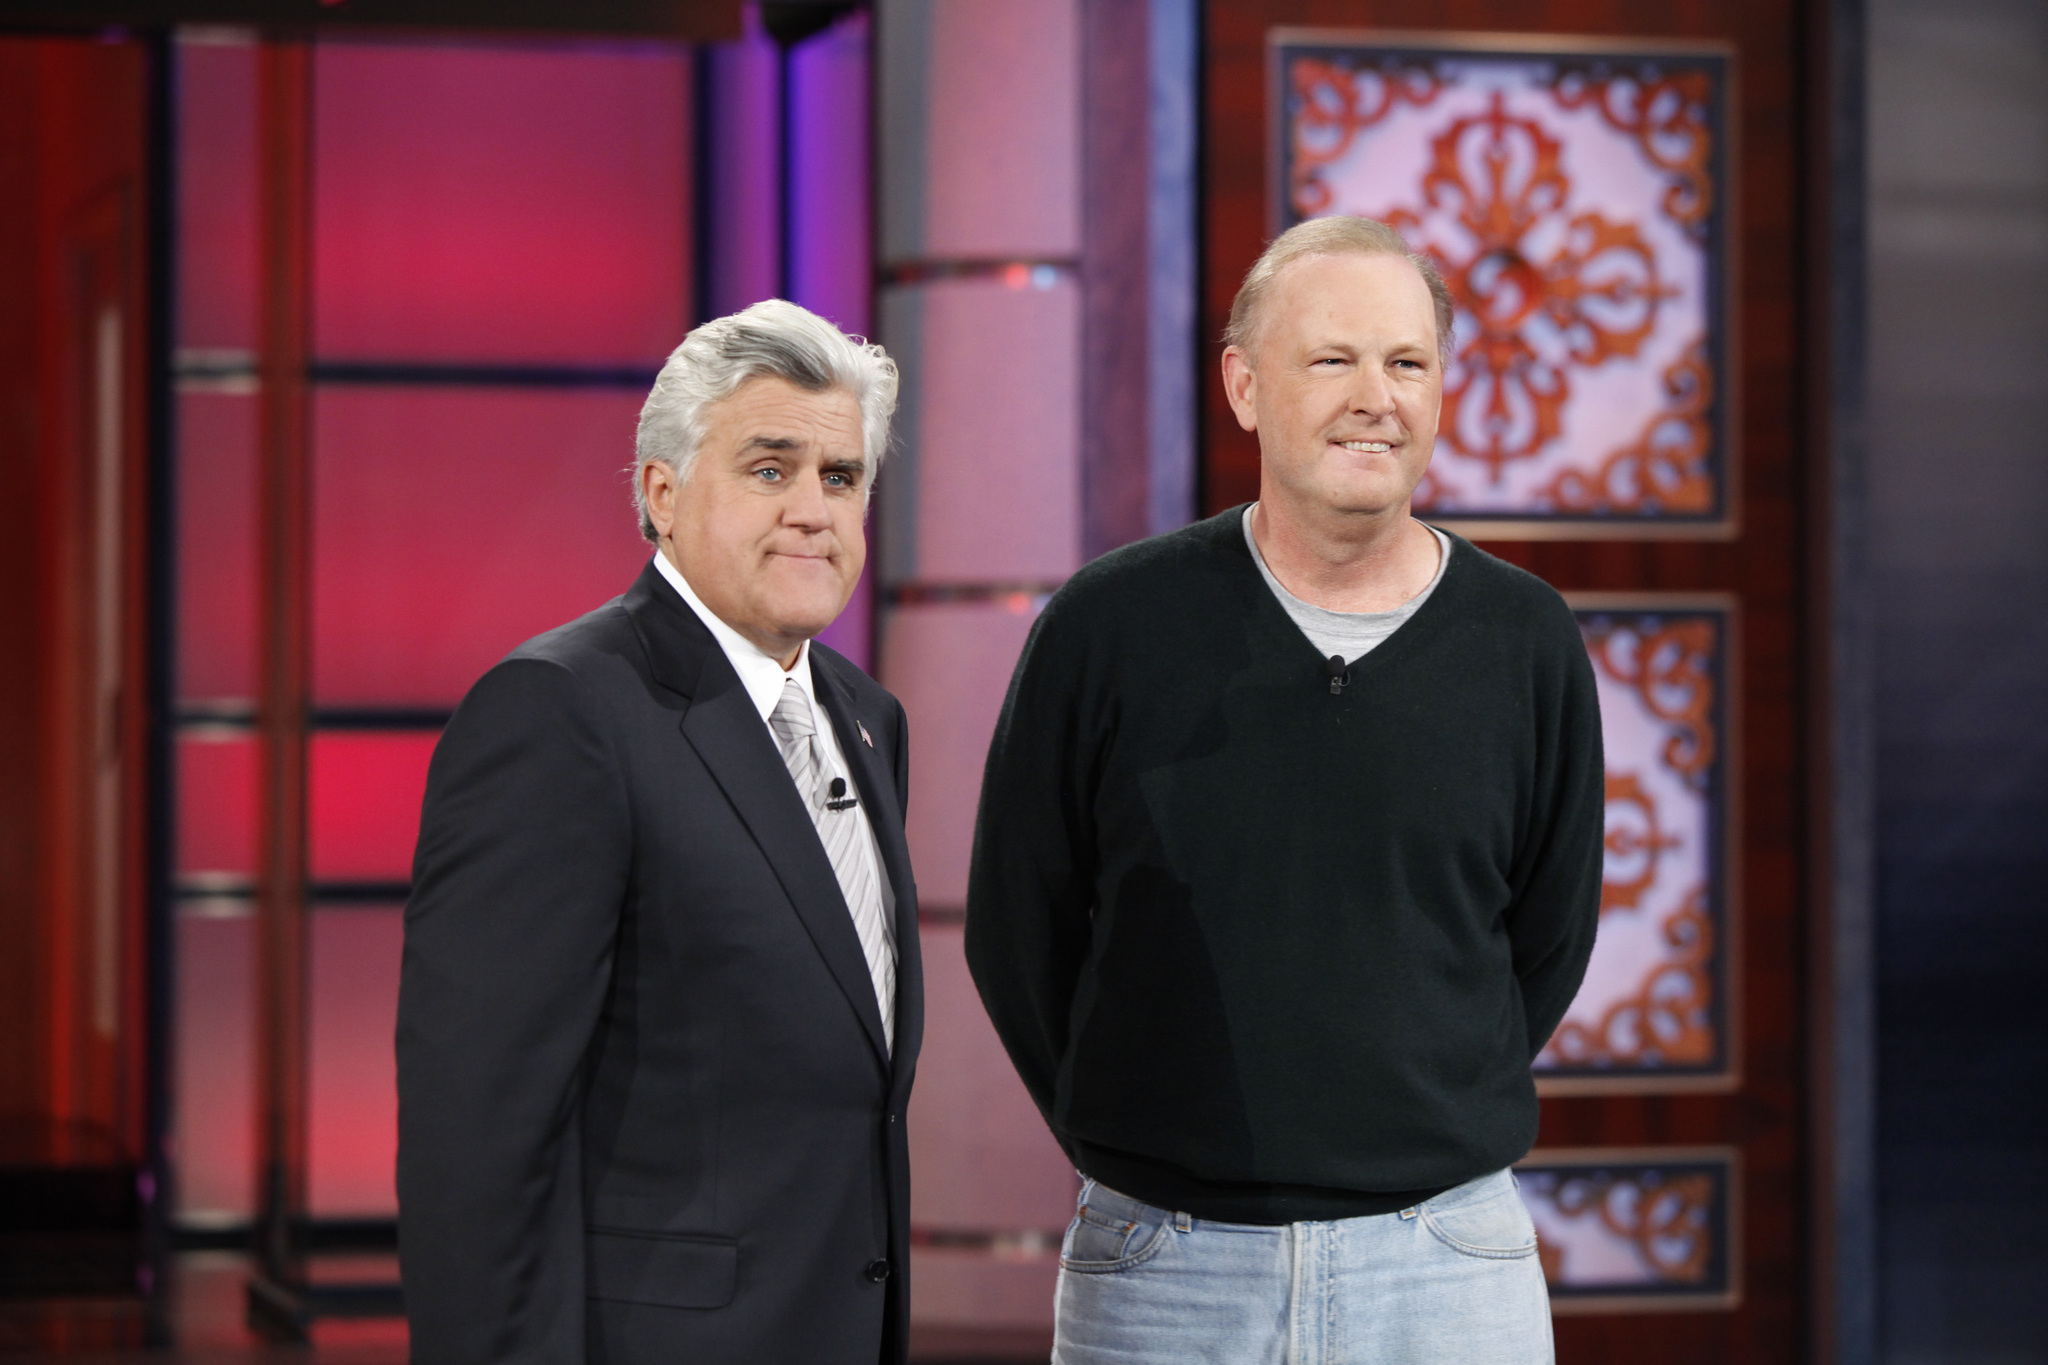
177, 732, 257, 878
175, 37, 258, 352
912, 0, 1079, 260
1536, 606, 1730, 1084
886, 277, 1081, 583
909, 1249, 1060, 1332
878, 600, 1038, 906
310, 733, 439, 885
700, 19, 780, 320
311, 386, 653, 706
177, 391, 258, 703
173, 911, 255, 1222
788, 11, 872, 336
312, 41, 690, 363
909, 925, 1077, 1232
1278, 42, 1730, 523
1518, 1150, 1736, 1306
308, 906, 403, 1217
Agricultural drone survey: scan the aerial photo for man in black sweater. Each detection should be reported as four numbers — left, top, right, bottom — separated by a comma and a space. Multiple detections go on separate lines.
965, 217, 1603, 1364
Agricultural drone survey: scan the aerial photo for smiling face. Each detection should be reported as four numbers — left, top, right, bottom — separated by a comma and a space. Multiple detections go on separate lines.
640, 375, 868, 666
1222, 251, 1444, 527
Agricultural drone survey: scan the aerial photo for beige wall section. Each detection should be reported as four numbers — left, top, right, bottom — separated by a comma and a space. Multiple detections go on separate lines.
924, 0, 1080, 259
906, 277, 1081, 583
876, 0, 1086, 1342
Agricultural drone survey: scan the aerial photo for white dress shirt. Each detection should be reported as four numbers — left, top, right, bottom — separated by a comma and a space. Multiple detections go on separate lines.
651, 552, 898, 1039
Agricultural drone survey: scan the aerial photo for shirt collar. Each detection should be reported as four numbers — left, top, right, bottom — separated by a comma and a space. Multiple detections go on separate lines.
651, 551, 815, 725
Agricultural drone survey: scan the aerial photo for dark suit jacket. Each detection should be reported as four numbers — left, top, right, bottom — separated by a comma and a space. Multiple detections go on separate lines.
397, 561, 923, 1365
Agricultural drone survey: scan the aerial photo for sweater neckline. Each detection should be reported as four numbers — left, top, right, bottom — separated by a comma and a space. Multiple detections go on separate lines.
1213, 503, 1467, 684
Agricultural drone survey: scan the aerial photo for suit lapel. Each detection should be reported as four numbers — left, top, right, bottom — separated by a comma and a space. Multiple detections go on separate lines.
625, 565, 892, 1069
812, 654, 924, 1087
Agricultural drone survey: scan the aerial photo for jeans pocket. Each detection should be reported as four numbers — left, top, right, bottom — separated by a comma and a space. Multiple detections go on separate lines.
1419, 1186, 1539, 1260
1059, 1200, 1170, 1274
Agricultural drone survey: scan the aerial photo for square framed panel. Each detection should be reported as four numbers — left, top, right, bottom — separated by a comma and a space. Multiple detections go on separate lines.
1517, 1146, 1741, 1313
1536, 595, 1738, 1094
1271, 30, 1736, 536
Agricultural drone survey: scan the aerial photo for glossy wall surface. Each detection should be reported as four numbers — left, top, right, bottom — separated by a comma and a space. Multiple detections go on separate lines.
1867, 0, 2048, 1357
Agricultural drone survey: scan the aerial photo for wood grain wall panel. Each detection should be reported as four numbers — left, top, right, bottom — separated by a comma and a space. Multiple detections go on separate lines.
1204, 3, 1815, 1362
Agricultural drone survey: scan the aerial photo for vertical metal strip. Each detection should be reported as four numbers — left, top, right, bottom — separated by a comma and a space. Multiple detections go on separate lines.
252, 34, 313, 1312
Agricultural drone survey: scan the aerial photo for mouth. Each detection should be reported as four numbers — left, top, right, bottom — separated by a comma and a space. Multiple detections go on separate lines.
1334, 439, 1394, 454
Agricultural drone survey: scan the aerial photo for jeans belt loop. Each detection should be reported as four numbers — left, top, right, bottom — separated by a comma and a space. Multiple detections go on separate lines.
1399, 1206, 1420, 1220
1174, 1210, 1192, 1234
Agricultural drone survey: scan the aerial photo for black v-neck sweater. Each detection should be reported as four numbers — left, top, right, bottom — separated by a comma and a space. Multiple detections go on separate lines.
964, 507, 1604, 1223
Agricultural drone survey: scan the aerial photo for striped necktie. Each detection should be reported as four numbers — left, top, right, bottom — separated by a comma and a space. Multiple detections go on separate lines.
767, 676, 895, 1052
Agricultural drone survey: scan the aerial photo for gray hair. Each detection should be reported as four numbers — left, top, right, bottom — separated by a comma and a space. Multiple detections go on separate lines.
632, 298, 899, 542
1223, 216, 1456, 363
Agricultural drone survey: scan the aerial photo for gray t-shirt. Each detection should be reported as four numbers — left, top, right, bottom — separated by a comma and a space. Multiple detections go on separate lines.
1242, 505, 1452, 663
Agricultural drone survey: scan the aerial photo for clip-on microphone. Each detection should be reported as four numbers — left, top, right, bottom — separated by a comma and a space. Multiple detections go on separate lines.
1325, 655, 1351, 695
825, 776, 860, 812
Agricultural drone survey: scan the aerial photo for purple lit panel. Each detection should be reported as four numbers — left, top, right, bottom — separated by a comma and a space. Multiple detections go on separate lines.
312, 42, 691, 363
910, 924, 1077, 1231
311, 386, 652, 706
700, 19, 781, 319
309, 733, 439, 884
788, 12, 871, 336
899, 277, 1082, 582
308, 906, 404, 1217
173, 912, 255, 1222
175, 38, 259, 352
177, 391, 258, 703
177, 732, 257, 878
918, 0, 1079, 260
879, 601, 1038, 906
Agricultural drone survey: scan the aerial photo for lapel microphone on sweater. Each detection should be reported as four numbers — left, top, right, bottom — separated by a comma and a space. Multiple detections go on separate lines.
1325, 655, 1352, 695
826, 776, 860, 812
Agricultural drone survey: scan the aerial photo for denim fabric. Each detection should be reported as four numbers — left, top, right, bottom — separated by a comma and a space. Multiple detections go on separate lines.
1052, 1169, 1552, 1365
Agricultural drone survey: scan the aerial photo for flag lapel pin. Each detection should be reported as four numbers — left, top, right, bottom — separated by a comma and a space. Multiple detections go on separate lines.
858, 720, 874, 749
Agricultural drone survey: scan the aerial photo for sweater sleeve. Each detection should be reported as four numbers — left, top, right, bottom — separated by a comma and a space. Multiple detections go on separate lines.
963, 598, 1101, 1131
1507, 617, 1607, 1058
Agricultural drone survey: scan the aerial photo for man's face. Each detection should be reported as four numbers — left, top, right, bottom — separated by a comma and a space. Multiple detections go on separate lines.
642, 376, 868, 665
1222, 251, 1443, 522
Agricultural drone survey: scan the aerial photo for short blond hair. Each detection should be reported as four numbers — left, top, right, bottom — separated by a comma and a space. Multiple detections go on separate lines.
1223, 216, 1455, 361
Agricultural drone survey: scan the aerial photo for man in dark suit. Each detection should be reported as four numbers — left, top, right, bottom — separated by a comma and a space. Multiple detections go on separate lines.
396, 299, 920, 1365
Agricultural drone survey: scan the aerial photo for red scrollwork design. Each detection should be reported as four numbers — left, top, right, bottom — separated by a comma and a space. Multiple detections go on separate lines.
1599, 771, 1681, 916
1552, 65, 1716, 239
1582, 615, 1717, 789
1288, 56, 1442, 219
1541, 886, 1715, 1069
1532, 1164, 1717, 1286
1386, 93, 1676, 483
1541, 339, 1713, 514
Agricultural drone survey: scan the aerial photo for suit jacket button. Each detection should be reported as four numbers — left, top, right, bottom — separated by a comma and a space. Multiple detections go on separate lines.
864, 1258, 891, 1283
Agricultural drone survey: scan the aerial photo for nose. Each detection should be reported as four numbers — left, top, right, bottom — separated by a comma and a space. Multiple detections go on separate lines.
1349, 364, 1395, 419
781, 470, 833, 529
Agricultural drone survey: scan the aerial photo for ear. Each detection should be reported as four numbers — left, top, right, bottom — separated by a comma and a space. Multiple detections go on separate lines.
640, 459, 681, 542
1221, 346, 1259, 434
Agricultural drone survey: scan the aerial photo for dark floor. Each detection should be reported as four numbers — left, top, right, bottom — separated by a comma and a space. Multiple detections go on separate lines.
0, 1253, 1051, 1362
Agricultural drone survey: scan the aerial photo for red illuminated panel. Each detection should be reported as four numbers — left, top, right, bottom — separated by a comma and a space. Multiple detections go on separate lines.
172, 912, 255, 1221
310, 732, 439, 884
308, 906, 402, 1216
177, 733, 257, 878
311, 386, 653, 706
312, 41, 691, 364
176, 37, 258, 352
177, 392, 258, 702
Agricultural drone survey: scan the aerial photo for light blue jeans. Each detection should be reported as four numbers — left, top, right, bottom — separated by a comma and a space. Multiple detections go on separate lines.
1052, 1169, 1552, 1365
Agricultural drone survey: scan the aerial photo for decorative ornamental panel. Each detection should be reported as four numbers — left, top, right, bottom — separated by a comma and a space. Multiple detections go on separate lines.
1271, 32, 1734, 535
1537, 598, 1735, 1092
1518, 1148, 1740, 1311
